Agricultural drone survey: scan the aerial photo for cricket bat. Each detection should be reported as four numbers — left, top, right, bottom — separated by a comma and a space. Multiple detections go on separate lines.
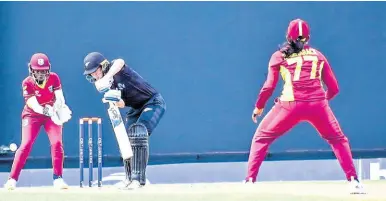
107, 102, 133, 160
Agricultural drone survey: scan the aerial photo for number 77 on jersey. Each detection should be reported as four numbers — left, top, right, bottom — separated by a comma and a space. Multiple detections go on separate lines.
285, 55, 325, 81
274, 49, 335, 103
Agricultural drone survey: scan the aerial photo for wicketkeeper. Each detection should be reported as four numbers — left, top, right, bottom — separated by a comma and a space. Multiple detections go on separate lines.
4, 53, 72, 190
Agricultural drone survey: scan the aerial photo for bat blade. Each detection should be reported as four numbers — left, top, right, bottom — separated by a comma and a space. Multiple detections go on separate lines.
107, 102, 133, 159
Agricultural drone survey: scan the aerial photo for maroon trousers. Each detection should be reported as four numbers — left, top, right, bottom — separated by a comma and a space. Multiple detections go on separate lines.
246, 99, 357, 182
10, 116, 64, 180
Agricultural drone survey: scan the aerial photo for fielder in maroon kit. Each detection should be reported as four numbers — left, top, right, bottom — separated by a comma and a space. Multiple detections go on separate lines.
3, 53, 72, 190
245, 19, 365, 194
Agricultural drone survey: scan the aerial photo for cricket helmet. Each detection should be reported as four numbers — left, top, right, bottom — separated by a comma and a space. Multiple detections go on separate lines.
28, 53, 51, 84
83, 52, 110, 75
286, 18, 310, 43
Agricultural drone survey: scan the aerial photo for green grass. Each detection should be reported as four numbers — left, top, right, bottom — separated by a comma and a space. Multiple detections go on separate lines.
1, 180, 385, 201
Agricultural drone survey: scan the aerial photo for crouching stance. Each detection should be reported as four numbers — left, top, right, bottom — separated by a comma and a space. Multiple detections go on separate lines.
4, 53, 72, 190
83, 52, 166, 189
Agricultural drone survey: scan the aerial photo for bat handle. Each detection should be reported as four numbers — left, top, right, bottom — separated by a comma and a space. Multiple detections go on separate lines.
108, 102, 116, 109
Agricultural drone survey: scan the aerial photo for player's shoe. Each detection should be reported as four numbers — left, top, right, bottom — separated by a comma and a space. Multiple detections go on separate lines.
3, 178, 17, 190
127, 180, 141, 189
53, 178, 69, 189
115, 178, 151, 190
114, 179, 131, 189
114, 179, 142, 190
243, 177, 255, 184
349, 176, 365, 194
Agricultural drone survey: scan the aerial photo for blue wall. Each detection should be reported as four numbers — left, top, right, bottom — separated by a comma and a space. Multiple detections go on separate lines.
1, 2, 386, 161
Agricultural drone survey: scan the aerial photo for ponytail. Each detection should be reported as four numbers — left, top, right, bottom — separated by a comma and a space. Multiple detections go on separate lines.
280, 37, 307, 58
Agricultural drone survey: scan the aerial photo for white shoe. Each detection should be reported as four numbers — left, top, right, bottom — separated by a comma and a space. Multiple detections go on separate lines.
114, 179, 131, 189
243, 177, 255, 184
53, 178, 69, 189
127, 180, 141, 189
114, 179, 141, 190
3, 178, 16, 190
349, 177, 365, 194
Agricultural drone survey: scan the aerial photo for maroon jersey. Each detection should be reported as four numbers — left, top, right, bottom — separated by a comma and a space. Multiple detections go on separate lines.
255, 45, 339, 108
22, 72, 62, 117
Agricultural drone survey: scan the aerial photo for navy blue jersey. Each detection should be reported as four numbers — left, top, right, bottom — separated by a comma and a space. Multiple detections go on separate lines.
110, 61, 158, 109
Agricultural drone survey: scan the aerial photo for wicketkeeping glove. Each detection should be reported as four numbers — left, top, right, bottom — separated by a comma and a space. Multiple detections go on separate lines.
43, 105, 54, 117
51, 102, 72, 125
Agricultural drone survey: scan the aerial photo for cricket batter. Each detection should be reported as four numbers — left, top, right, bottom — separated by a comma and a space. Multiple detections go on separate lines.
83, 52, 166, 189
3, 53, 72, 190
245, 19, 364, 194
